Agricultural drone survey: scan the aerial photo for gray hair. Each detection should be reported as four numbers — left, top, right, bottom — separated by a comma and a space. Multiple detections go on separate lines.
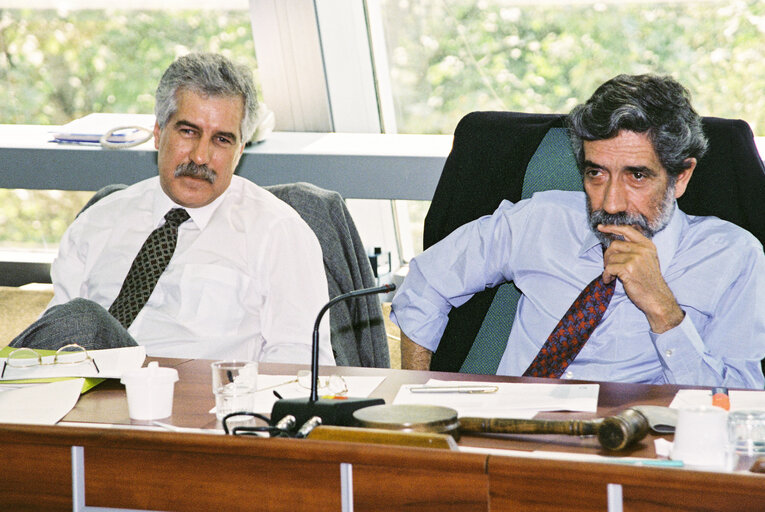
568, 74, 708, 177
155, 52, 259, 143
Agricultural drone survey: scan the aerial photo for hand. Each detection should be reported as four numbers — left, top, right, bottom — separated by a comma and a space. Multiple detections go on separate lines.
598, 224, 685, 333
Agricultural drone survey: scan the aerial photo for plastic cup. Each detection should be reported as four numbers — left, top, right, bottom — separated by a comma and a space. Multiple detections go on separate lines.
211, 360, 258, 422
670, 406, 728, 469
120, 361, 179, 420
727, 410, 765, 472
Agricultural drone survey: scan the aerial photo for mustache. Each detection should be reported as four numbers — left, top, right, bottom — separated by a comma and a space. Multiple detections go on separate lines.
589, 210, 651, 234
588, 210, 652, 247
174, 162, 216, 184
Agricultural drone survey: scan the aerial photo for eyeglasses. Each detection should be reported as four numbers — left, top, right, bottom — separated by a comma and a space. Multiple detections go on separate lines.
1, 344, 100, 378
297, 370, 348, 396
259, 370, 348, 397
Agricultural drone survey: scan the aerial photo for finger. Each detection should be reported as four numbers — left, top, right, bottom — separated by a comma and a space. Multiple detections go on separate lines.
597, 223, 649, 242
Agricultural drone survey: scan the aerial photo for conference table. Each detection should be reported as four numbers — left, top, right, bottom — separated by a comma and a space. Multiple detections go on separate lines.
3, 357, 765, 511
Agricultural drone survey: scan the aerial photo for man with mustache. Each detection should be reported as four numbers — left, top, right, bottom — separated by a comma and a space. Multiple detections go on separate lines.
391, 74, 765, 387
10, 53, 335, 366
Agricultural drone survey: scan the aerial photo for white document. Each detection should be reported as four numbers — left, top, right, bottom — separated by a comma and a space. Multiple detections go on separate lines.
51, 113, 155, 143
670, 389, 765, 411
0, 345, 146, 381
393, 379, 600, 419
248, 374, 386, 414
0, 379, 84, 424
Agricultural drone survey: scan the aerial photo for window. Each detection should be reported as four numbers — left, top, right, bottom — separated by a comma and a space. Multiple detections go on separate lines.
372, 0, 764, 259
2, 1, 763, 271
375, 0, 765, 136
0, 1, 256, 255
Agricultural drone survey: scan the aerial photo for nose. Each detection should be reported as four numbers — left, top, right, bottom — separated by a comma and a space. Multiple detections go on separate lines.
190, 137, 211, 165
601, 178, 628, 214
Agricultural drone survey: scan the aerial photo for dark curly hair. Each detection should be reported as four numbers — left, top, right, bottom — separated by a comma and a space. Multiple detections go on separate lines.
568, 74, 708, 178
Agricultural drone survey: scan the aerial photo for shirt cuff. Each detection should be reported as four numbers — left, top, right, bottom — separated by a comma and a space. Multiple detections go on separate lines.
650, 313, 723, 381
390, 275, 450, 353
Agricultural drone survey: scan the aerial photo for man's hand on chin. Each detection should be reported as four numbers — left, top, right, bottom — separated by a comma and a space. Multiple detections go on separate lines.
598, 224, 685, 333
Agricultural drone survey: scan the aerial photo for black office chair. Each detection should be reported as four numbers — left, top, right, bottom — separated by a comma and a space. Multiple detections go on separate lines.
425, 111, 765, 374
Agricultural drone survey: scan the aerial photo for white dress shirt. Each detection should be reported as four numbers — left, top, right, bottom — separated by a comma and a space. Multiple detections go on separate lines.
48, 176, 334, 365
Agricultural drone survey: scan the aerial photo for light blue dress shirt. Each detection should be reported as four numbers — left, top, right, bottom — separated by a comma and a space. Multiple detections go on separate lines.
391, 190, 765, 388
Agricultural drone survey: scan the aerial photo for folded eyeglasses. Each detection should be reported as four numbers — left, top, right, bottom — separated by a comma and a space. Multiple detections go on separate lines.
1, 343, 100, 378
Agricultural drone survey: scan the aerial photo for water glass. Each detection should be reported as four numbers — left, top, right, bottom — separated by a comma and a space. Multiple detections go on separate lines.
211, 360, 258, 422
727, 410, 765, 472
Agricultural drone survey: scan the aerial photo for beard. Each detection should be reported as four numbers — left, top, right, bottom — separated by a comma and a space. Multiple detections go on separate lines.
587, 182, 676, 248
174, 162, 217, 184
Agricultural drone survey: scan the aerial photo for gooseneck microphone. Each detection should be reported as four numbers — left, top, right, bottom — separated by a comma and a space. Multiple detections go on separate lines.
270, 284, 395, 431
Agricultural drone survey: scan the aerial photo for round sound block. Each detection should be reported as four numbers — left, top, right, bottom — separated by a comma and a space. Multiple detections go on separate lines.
353, 404, 461, 439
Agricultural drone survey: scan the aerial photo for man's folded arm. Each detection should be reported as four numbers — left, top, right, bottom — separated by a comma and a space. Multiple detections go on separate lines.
653, 245, 765, 389
400, 331, 433, 370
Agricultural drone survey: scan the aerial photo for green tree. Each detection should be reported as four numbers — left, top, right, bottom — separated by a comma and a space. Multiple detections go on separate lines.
380, 0, 765, 136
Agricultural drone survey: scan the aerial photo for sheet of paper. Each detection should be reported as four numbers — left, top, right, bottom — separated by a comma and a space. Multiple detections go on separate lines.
670, 389, 765, 411
0, 345, 146, 381
393, 379, 599, 419
0, 378, 84, 424
250, 374, 387, 414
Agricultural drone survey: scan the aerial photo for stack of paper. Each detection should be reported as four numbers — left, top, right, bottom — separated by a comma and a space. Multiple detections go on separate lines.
51, 113, 155, 145
0, 346, 146, 425
0, 345, 146, 393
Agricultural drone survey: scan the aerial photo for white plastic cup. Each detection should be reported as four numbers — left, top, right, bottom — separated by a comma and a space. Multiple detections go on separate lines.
120, 361, 179, 420
211, 360, 258, 422
670, 406, 728, 469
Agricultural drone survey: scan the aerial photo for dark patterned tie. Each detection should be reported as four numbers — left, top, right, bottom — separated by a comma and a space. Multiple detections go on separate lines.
108, 208, 190, 328
523, 275, 615, 378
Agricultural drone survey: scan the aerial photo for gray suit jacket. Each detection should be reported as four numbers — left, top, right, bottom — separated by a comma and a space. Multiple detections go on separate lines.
266, 182, 389, 368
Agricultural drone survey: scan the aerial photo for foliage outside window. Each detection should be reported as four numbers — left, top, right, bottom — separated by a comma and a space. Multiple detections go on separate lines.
379, 0, 764, 256
0, 7, 255, 250
2, 1, 764, 257
379, 0, 765, 136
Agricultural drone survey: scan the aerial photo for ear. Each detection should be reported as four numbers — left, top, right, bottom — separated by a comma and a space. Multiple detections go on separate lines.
153, 121, 161, 150
673, 158, 696, 198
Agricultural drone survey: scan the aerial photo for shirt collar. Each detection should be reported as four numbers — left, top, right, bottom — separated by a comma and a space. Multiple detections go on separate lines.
578, 200, 685, 273
152, 185, 228, 230
651, 201, 684, 272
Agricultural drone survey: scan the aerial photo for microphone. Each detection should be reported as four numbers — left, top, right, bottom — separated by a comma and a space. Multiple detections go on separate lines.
269, 284, 395, 431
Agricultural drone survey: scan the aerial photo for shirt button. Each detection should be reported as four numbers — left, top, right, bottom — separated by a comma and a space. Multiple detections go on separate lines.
565, 371, 574, 379
665, 349, 674, 357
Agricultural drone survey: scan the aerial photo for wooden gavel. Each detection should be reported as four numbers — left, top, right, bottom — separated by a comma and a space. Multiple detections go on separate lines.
459, 407, 650, 451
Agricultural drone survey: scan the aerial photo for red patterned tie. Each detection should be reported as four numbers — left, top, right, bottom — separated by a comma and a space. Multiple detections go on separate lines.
523, 275, 615, 378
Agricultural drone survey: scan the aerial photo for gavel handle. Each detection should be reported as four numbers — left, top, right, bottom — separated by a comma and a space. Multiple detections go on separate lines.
459, 417, 602, 437
460, 409, 650, 451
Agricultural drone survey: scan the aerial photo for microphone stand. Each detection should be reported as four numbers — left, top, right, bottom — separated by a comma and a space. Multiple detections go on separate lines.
270, 284, 395, 431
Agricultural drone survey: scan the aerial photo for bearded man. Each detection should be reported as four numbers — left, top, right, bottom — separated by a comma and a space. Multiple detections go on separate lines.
391, 74, 765, 388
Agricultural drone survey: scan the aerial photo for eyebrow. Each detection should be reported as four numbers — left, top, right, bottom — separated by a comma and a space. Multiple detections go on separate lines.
174, 120, 239, 144
583, 160, 658, 177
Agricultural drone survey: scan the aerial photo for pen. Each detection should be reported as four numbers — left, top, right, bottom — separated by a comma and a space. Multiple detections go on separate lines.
612, 458, 684, 468
408, 385, 499, 394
